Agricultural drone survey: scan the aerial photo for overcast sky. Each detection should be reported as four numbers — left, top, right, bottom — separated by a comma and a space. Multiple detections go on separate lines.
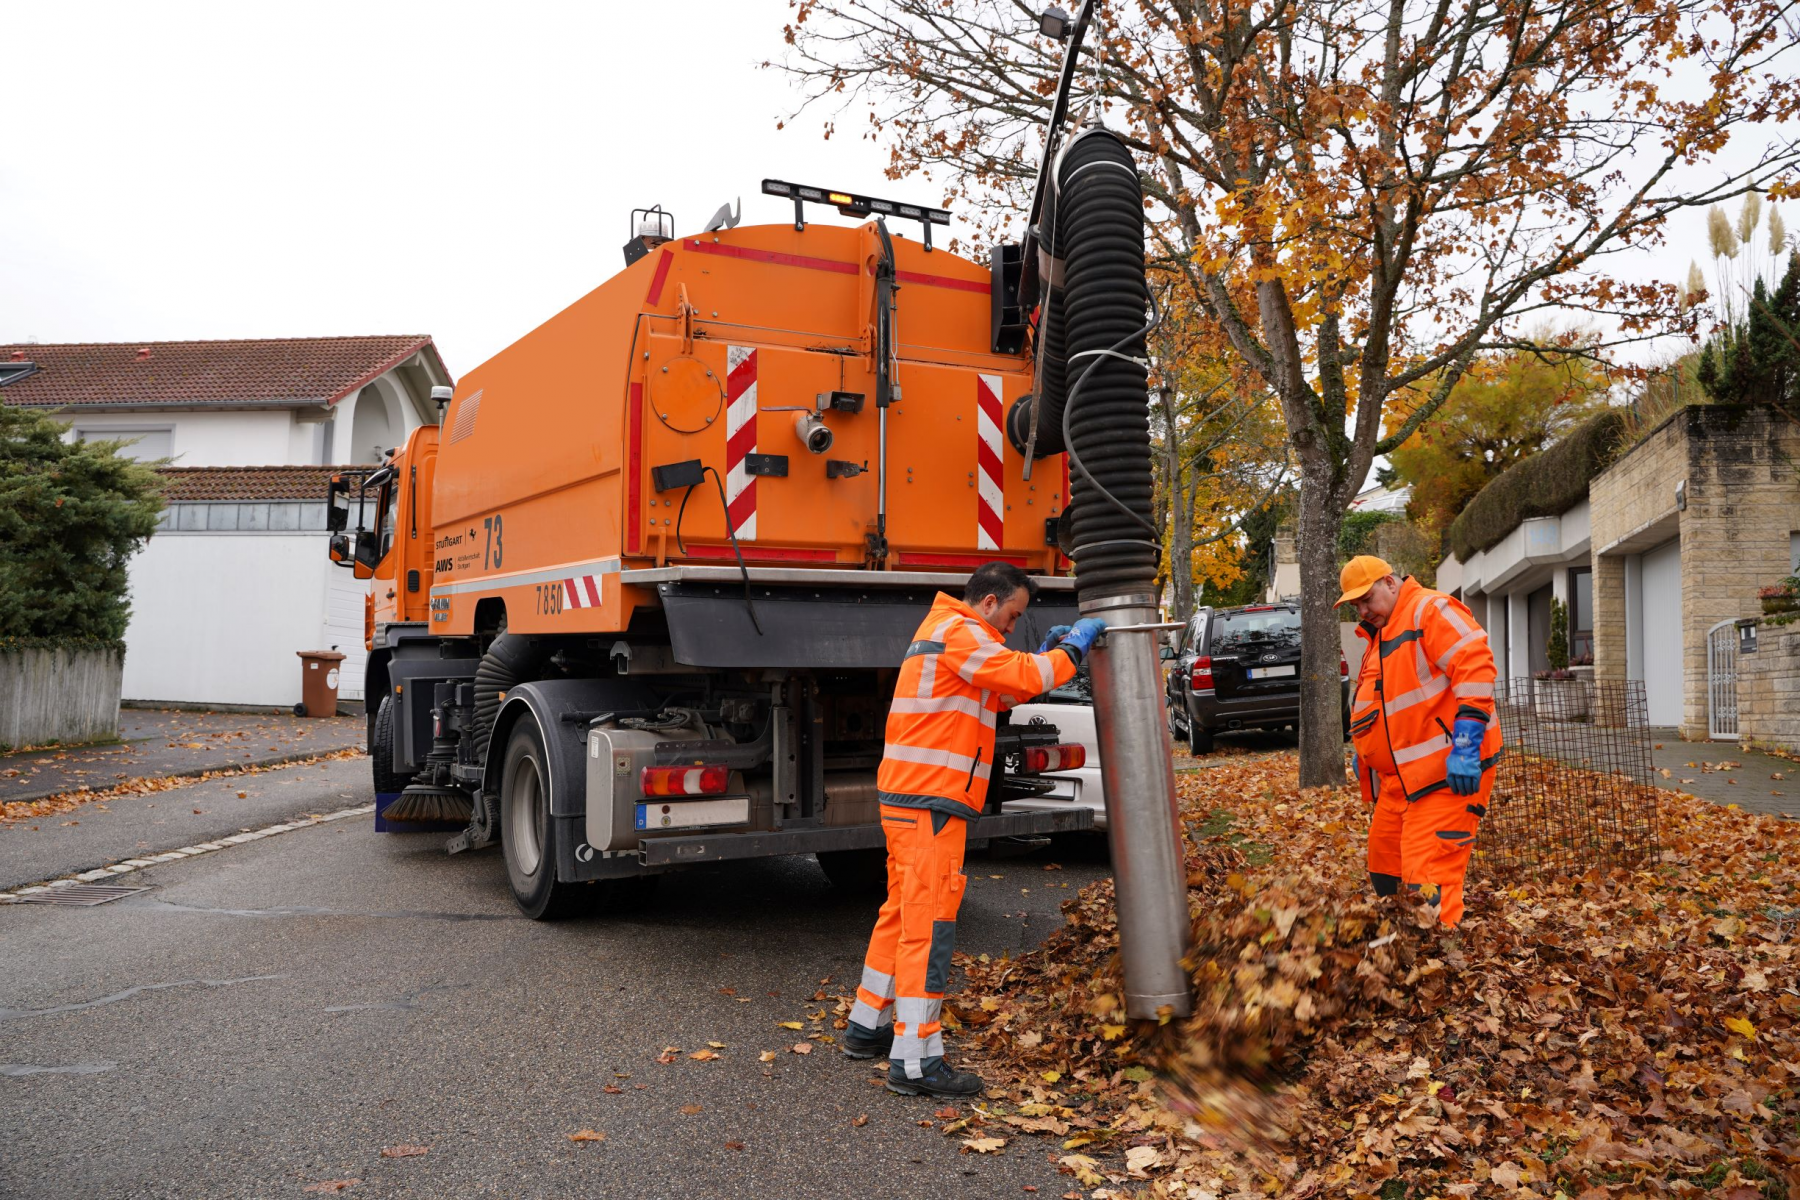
1, 0, 896, 375
3, 1, 1788, 380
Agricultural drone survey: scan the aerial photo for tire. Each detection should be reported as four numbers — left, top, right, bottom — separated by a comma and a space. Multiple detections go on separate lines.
817, 847, 889, 896
370, 696, 412, 794
1187, 720, 1214, 756
499, 716, 587, 920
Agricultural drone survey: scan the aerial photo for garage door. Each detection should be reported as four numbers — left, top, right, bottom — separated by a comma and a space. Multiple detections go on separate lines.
322, 571, 369, 701
1640, 539, 1682, 726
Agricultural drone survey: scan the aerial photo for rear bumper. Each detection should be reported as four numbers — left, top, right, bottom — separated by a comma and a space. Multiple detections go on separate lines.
1003, 770, 1107, 831
1189, 681, 1350, 730
636, 805, 1094, 867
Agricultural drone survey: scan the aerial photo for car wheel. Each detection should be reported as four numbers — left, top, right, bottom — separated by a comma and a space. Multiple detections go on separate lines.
1187, 722, 1214, 756
370, 696, 412, 795
817, 847, 889, 897
500, 716, 587, 920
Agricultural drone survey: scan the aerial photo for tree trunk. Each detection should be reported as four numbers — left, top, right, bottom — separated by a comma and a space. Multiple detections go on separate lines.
1294, 462, 1349, 789
1160, 387, 1196, 625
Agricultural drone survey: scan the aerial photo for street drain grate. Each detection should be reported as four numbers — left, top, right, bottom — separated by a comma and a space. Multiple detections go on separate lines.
18, 884, 148, 907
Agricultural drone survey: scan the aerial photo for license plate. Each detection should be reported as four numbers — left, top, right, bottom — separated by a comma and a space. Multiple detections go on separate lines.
1248, 665, 1295, 679
636, 796, 750, 831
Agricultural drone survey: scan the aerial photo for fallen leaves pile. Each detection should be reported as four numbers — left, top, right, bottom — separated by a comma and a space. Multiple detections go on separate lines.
952, 752, 1800, 1199
0, 748, 364, 824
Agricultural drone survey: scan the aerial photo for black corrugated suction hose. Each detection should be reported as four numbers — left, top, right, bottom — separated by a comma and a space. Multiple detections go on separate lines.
472, 633, 542, 767
1056, 130, 1159, 604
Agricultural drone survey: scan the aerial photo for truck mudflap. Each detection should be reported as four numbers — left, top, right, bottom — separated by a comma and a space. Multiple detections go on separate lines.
634, 804, 1093, 868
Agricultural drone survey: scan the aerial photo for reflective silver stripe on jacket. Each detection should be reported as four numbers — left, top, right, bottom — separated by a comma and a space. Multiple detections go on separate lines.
881, 743, 992, 781
888, 695, 997, 728
1453, 680, 1494, 699
1383, 672, 1450, 715
1436, 627, 1488, 671
1393, 733, 1452, 766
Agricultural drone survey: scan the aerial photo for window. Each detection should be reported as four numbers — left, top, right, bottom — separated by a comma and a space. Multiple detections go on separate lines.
1209, 607, 1302, 654
377, 482, 398, 558
1569, 567, 1594, 663
75, 427, 172, 462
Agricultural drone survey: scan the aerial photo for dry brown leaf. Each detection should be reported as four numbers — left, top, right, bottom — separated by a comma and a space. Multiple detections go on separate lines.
679, 1104, 703, 1115
790, 1042, 813, 1055
567, 1129, 606, 1143
379, 1145, 428, 1158
303, 1181, 361, 1193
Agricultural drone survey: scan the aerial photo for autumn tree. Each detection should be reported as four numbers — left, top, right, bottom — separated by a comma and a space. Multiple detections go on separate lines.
1150, 299, 1290, 623
780, 0, 1800, 784
1381, 343, 1610, 538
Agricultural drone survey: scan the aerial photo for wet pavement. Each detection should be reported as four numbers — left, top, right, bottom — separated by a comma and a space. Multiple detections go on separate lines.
0, 710, 365, 807
1648, 731, 1798, 817
0, 757, 370, 892
0, 755, 1111, 1200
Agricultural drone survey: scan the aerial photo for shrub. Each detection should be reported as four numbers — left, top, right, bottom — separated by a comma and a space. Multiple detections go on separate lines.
0, 405, 166, 641
1448, 410, 1627, 561
1546, 597, 1569, 672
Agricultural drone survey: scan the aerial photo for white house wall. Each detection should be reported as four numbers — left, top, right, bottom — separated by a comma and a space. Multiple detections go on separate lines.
67, 408, 298, 467
122, 530, 367, 709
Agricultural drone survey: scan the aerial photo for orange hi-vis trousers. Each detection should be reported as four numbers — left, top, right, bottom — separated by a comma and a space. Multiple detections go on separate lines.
849, 804, 970, 1078
1365, 769, 1491, 926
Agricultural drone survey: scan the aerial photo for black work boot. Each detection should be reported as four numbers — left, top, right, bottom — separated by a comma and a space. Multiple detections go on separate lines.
886, 1058, 984, 1098
841, 1021, 895, 1060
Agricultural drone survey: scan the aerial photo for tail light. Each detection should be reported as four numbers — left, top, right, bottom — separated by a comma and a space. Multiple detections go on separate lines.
640, 765, 730, 797
1022, 744, 1086, 773
1190, 656, 1214, 690
1340, 654, 1349, 679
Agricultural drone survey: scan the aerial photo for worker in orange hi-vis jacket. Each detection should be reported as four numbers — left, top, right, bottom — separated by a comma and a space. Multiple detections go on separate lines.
1341, 555, 1502, 928
842, 561, 1104, 1098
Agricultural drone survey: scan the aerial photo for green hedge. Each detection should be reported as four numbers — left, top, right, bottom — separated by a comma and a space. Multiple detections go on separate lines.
1449, 410, 1626, 562
0, 636, 126, 656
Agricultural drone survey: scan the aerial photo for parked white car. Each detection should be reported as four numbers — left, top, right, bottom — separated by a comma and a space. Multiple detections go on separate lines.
1002, 695, 1108, 832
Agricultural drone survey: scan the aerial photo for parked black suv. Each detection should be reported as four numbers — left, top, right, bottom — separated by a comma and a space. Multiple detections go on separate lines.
1164, 602, 1349, 754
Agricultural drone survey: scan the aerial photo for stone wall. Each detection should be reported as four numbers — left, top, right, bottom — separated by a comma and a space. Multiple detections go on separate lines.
1741, 622, 1800, 754
1589, 405, 1800, 738
0, 645, 124, 749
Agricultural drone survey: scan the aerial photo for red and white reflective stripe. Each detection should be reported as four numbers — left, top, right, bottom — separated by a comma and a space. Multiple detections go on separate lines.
724, 345, 759, 541
562, 574, 604, 609
975, 373, 1005, 550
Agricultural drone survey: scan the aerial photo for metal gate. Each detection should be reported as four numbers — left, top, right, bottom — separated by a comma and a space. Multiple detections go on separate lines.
1707, 618, 1739, 740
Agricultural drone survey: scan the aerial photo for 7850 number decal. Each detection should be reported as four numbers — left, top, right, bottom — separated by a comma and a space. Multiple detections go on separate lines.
535, 582, 563, 615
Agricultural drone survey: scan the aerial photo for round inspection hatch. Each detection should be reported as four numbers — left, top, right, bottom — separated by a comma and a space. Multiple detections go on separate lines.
650, 356, 725, 434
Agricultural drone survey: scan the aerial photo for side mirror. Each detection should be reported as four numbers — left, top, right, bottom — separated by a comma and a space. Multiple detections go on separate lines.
328, 532, 352, 567
1158, 644, 1176, 661
326, 477, 351, 532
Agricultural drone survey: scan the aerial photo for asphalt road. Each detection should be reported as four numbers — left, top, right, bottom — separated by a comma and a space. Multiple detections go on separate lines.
0, 758, 1111, 1200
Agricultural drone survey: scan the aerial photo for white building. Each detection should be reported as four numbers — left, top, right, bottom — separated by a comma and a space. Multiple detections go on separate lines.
1, 336, 450, 709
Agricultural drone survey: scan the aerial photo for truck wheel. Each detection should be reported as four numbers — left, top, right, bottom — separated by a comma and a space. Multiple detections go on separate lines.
817, 847, 889, 897
1187, 721, 1214, 756
499, 717, 585, 920
370, 696, 411, 795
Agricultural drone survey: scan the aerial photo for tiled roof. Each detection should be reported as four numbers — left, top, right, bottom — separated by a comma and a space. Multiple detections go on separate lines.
0, 336, 446, 409
157, 465, 349, 503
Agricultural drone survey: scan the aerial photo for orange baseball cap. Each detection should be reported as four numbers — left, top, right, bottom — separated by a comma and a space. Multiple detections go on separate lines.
1335, 555, 1395, 606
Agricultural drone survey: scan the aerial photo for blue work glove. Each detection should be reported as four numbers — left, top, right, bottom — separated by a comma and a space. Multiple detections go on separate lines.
1446, 717, 1487, 795
1036, 624, 1073, 653
1056, 617, 1107, 663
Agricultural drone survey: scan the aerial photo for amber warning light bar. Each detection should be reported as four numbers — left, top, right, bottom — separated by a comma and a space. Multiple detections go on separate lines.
763, 178, 950, 247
